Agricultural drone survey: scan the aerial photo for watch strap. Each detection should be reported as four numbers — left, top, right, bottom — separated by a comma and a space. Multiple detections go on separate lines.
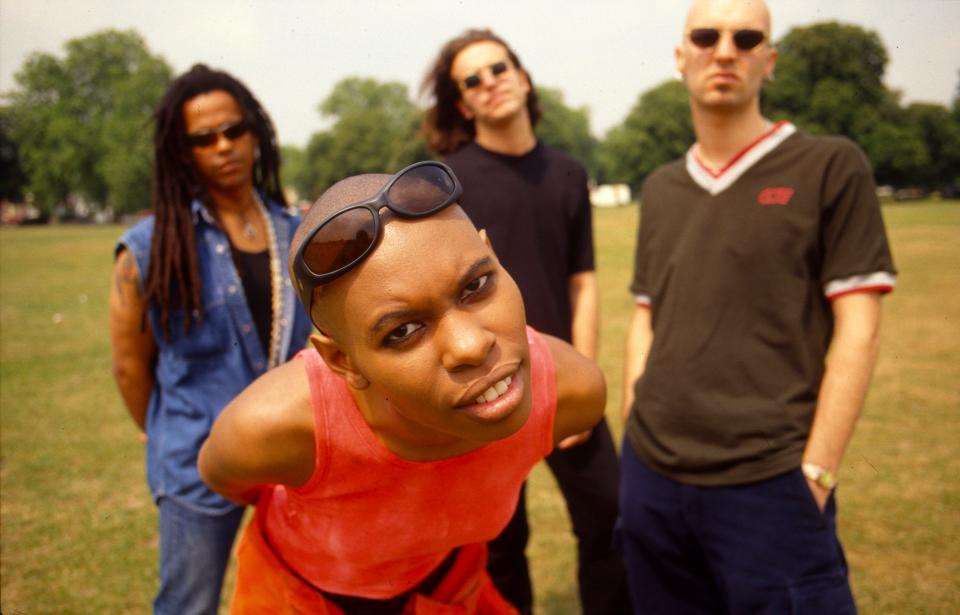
801, 462, 837, 489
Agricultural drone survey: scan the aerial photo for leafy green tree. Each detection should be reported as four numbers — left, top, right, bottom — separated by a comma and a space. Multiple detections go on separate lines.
953, 76, 960, 191
535, 86, 598, 176
901, 102, 960, 189
598, 80, 693, 190
857, 115, 929, 187
0, 108, 27, 201
842, 89, 929, 187
764, 21, 888, 137
280, 144, 307, 201
4, 29, 171, 214
761, 21, 960, 189
297, 78, 428, 201
954, 72, 960, 121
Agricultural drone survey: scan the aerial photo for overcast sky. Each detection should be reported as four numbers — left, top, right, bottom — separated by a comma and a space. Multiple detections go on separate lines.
2, 0, 958, 147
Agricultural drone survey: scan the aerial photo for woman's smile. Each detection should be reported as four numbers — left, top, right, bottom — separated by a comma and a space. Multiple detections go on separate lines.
454, 366, 525, 422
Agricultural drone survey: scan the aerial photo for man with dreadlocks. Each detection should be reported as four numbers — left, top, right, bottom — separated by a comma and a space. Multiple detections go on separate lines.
108, 64, 312, 614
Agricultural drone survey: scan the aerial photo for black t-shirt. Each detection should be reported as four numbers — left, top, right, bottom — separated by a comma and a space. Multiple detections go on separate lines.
628, 125, 896, 486
230, 247, 272, 355
445, 141, 595, 341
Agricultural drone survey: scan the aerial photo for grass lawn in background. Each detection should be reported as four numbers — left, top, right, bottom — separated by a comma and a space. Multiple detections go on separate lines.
1, 200, 958, 613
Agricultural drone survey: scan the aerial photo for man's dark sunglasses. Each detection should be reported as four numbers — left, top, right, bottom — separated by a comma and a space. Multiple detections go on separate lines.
185, 120, 251, 148
461, 61, 510, 90
292, 161, 463, 323
689, 28, 766, 51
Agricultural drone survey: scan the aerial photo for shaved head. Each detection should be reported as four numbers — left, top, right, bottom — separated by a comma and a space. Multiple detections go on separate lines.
684, 0, 771, 38
676, 0, 777, 116
289, 172, 478, 334
288, 173, 392, 275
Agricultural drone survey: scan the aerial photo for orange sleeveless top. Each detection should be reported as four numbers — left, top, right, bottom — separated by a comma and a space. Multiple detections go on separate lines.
259, 326, 556, 599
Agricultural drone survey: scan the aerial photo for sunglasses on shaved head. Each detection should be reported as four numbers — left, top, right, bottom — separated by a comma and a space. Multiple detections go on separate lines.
292, 161, 463, 324
689, 28, 766, 51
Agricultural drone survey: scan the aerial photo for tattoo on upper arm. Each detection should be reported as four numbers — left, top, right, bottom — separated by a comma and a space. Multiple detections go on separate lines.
114, 252, 142, 307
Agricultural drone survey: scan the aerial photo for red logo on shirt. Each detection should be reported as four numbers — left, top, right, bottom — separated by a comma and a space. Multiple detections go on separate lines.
757, 187, 795, 206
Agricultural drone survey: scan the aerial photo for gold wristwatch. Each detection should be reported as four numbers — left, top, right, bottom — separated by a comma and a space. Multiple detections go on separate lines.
801, 463, 837, 490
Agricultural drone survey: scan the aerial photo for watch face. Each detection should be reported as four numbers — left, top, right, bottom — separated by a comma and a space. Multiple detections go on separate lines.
802, 463, 836, 489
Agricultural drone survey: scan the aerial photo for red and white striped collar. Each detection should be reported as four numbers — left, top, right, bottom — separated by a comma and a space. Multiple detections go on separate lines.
686, 121, 796, 195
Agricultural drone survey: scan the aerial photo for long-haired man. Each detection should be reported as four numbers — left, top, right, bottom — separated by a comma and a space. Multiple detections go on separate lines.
421, 30, 630, 615
109, 64, 311, 614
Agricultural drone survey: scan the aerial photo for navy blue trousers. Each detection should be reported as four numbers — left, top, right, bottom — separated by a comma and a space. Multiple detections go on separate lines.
619, 441, 857, 615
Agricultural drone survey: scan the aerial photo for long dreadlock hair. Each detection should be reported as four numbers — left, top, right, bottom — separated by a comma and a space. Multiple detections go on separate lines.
145, 63, 286, 341
419, 29, 542, 155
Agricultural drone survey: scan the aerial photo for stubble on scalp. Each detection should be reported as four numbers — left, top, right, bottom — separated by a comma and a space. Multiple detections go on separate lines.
291, 174, 478, 338
683, 0, 772, 36
290, 174, 392, 333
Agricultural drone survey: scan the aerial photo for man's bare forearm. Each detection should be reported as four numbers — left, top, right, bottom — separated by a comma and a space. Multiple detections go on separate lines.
622, 304, 653, 421
569, 271, 599, 361
803, 292, 883, 472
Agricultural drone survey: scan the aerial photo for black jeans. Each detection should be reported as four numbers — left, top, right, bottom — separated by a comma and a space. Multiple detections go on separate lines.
486, 418, 631, 614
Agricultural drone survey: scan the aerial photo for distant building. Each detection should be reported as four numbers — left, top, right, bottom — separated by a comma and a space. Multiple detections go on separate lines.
0, 200, 43, 225
590, 183, 632, 208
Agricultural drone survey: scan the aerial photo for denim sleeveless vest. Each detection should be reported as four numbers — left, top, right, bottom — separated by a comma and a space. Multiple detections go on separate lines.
118, 196, 312, 513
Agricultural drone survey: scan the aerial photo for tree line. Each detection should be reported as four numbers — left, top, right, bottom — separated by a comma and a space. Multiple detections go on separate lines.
2, 24, 958, 216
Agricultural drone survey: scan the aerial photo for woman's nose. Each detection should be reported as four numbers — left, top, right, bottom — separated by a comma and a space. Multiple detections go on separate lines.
439, 313, 496, 372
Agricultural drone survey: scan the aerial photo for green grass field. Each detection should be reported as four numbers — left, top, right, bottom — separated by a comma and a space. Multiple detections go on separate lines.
2, 201, 958, 614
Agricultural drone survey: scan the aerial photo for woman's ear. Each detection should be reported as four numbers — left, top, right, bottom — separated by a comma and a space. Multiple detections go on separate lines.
310, 333, 370, 390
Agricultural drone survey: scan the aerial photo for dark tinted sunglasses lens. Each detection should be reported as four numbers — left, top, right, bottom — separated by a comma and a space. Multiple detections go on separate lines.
491, 62, 508, 76
303, 208, 377, 276
690, 28, 720, 48
734, 30, 765, 50
223, 122, 250, 140
463, 74, 481, 89
186, 133, 217, 148
387, 165, 456, 214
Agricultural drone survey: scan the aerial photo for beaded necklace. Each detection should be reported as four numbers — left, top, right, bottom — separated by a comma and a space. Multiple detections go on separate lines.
252, 191, 283, 368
